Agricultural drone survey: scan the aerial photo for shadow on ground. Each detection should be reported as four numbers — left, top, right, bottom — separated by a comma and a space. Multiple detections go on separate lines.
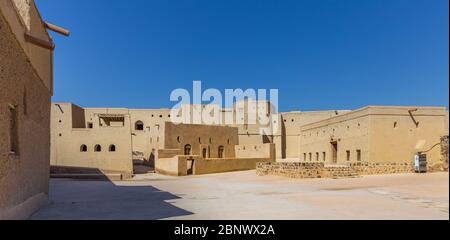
30, 179, 193, 220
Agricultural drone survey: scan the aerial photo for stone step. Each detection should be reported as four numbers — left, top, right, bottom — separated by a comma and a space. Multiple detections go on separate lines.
323, 165, 360, 179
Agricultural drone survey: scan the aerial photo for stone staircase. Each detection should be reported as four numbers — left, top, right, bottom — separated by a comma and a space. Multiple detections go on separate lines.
323, 165, 360, 179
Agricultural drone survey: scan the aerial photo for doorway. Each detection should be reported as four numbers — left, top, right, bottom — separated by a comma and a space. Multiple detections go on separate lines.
331, 141, 338, 164
187, 158, 195, 175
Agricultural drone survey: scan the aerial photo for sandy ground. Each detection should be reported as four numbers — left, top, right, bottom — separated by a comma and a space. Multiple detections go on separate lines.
31, 171, 449, 220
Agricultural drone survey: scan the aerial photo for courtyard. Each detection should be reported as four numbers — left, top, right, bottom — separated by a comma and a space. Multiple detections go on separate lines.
31, 171, 449, 220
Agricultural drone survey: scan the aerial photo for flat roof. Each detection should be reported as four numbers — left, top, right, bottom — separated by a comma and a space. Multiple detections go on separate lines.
300, 105, 447, 130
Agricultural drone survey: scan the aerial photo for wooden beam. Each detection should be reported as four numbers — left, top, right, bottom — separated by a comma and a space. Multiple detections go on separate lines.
44, 22, 70, 36
24, 32, 55, 50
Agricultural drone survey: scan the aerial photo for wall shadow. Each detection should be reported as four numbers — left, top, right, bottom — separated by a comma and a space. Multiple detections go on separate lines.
35, 167, 193, 220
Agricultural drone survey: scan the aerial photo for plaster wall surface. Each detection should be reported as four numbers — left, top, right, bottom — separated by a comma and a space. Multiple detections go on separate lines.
1, 0, 52, 92
164, 122, 238, 158
0, 1, 52, 219
51, 103, 133, 175
299, 106, 448, 166
281, 110, 351, 159
368, 107, 447, 166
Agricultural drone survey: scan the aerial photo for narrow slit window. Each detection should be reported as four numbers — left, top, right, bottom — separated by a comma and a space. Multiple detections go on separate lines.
9, 105, 19, 155
356, 150, 361, 162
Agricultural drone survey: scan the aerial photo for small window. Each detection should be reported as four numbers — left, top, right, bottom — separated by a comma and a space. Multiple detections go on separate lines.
346, 151, 351, 161
322, 152, 326, 161
304, 153, 307, 161
88, 122, 93, 128
309, 153, 312, 162
177, 136, 181, 143
202, 148, 207, 158
209, 138, 212, 144
227, 139, 230, 145
184, 144, 192, 155
109, 145, 116, 152
199, 138, 202, 144
135, 121, 144, 131
159, 115, 163, 118
80, 145, 88, 152
95, 145, 102, 152
394, 122, 398, 129
356, 150, 361, 161
316, 152, 319, 161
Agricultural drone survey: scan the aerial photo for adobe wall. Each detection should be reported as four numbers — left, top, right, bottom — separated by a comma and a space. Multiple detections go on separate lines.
51, 104, 134, 176
281, 110, 350, 159
299, 106, 448, 167
1, 0, 53, 92
156, 144, 275, 176
235, 143, 275, 160
164, 122, 239, 158
299, 113, 371, 164
368, 107, 447, 167
194, 157, 273, 175
155, 155, 187, 176
0, 5, 51, 219
129, 109, 170, 161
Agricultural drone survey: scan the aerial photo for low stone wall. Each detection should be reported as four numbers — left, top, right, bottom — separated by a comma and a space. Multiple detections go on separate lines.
257, 162, 325, 179
257, 162, 417, 179
348, 163, 414, 175
155, 156, 187, 176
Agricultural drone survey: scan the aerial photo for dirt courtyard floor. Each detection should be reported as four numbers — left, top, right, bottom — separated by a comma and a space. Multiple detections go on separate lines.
31, 171, 449, 220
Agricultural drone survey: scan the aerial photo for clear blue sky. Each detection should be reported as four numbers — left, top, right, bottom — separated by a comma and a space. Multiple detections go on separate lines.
38, 0, 449, 112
